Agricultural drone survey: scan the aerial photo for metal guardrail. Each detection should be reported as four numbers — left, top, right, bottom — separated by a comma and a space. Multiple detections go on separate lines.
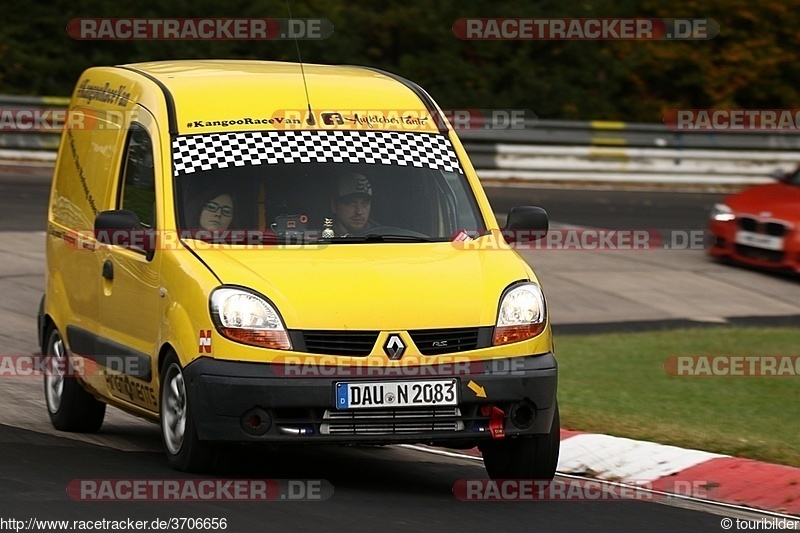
0, 95, 69, 152
459, 119, 800, 185
2, 95, 799, 184
460, 119, 800, 150
463, 142, 799, 185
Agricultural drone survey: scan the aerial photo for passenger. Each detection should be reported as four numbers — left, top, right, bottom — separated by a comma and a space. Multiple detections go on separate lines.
198, 194, 235, 231
186, 186, 236, 232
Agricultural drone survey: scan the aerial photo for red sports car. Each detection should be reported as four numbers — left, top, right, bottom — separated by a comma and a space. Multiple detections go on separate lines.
708, 167, 800, 274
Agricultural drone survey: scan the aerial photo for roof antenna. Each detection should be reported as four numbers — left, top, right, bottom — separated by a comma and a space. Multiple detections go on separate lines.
286, 0, 315, 126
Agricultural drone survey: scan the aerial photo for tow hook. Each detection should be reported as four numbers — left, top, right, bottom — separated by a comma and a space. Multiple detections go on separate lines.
480, 405, 506, 439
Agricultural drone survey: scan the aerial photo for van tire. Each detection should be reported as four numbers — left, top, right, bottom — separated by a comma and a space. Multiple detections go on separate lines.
480, 402, 560, 480
160, 353, 218, 473
43, 327, 106, 432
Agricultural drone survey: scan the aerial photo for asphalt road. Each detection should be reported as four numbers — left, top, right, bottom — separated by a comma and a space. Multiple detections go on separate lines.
0, 424, 731, 533
0, 167, 791, 532
0, 173, 50, 231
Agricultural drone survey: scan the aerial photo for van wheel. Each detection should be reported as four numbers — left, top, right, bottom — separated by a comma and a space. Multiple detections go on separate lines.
43, 327, 106, 432
480, 402, 560, 480
160, 353, 218, 472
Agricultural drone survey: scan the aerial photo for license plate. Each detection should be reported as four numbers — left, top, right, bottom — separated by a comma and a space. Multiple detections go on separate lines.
335, 379, 458, 410
735, 231, 784, 251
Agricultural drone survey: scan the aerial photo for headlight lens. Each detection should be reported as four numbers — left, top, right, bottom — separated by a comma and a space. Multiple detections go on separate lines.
210, 287, 291, 350
493, 283, 547, 345
710, 203, 735, 222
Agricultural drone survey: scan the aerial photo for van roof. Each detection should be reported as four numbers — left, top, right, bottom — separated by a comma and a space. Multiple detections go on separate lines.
118, 60, 443, 135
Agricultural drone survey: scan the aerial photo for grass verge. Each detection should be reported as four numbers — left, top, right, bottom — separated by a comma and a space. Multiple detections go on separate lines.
557, 327, 800, 467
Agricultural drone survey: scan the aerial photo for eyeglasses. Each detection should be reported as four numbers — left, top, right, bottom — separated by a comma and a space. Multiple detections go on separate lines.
203, 201, 233, 217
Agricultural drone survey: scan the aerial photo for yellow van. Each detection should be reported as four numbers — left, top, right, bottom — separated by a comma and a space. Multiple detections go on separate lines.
39, 60, 558, 477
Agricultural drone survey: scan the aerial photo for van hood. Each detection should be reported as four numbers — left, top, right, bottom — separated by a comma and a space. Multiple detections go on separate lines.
190, 242, 534, 330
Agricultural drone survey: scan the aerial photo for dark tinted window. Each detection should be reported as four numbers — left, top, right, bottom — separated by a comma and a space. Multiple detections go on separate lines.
173, 131, 485, 243
120, 124, 155, 227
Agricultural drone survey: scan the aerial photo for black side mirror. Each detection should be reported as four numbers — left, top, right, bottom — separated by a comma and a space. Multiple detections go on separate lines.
503, 206, 549, 244
94, 210, 154, 254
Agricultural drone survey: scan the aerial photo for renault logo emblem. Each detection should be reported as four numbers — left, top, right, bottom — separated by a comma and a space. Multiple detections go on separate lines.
384, 334, 406, 360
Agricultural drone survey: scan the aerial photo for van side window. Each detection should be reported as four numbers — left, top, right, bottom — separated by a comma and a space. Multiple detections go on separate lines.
119, 124, 156, 228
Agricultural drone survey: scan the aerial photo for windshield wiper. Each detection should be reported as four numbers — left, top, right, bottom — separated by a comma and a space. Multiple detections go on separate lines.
327, 234, 433, 243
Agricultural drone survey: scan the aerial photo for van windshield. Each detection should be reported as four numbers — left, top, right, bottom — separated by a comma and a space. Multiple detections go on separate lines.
173, 130, 486, 244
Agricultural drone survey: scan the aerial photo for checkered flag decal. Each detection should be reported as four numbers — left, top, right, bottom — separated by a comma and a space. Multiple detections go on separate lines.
172, 130, 463, 175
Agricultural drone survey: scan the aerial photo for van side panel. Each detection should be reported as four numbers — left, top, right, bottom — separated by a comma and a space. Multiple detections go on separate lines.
47, 106, 127, 338
46, 68, 142, 354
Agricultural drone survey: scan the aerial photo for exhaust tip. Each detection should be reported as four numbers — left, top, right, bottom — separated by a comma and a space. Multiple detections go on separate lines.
509, 401, 536, 430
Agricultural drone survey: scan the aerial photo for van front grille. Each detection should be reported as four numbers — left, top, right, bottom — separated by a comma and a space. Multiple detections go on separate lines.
302, 331, 379, 356
409, 327, 487, 355
294, 327, 491, 356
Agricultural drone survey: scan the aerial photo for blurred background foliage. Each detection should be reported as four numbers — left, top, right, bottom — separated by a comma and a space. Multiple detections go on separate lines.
1, 0, 799, 122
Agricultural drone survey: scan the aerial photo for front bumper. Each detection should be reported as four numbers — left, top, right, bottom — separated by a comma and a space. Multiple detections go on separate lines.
183, 353, 558, 446
709, 222, 800, 273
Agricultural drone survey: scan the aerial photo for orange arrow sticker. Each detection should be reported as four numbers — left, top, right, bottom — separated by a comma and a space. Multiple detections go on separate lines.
467, 380, 486, 398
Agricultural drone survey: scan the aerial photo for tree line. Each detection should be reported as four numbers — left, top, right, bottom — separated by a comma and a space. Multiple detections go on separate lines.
2, 0, 798, 122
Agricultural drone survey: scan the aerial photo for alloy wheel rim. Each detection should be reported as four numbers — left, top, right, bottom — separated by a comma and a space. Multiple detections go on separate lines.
162, 366, 187, 455
45, 335, 65, 414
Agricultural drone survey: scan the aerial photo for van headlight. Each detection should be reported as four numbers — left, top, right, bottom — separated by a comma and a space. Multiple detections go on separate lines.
493, 283, 547, 345
210, 287, 292, 350
710, 203, 735, 222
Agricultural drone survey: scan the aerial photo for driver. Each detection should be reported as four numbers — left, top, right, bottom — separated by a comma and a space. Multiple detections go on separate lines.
328, 172, 376, 236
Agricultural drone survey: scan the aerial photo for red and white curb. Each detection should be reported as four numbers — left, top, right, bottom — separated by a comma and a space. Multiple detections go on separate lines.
557, 430, 800, 515
417, 429, 800, 516
557, 431, 726, 481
